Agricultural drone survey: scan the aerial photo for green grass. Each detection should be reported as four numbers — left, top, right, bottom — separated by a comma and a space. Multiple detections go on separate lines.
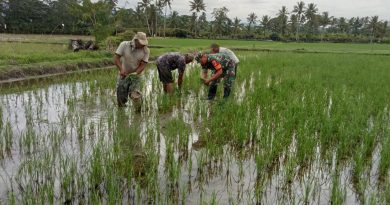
0, 42, 112, 67
149, 38, 390, 55
1, 38, 390, 204
0, 33, 94, 44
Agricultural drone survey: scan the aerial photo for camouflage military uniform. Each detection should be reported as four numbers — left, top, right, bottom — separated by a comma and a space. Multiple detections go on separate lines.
203, 53, 236, 100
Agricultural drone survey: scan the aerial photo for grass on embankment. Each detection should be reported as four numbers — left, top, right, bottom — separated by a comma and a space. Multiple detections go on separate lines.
2, 34, 390, 81
0, 33, 94, 44
149, 38, 390, 55
0, 41, 114, 81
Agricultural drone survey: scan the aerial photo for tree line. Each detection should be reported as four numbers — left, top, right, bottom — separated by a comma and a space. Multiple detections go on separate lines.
0, 0, 389, 43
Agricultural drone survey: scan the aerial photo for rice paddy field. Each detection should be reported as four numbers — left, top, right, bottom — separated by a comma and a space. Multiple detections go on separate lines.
1, 36, 390, 204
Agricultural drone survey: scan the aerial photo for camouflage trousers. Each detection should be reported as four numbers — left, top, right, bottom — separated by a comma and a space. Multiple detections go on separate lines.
116, 75, 142, 108
208, 67, 235, 100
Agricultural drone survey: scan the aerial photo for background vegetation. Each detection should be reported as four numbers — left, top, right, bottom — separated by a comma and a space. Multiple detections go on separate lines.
0, 0, 389, 43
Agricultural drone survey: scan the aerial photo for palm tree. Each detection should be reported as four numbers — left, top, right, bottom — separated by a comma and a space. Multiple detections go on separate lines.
169, 10, 179, 29
211, 7, 229, 37
138, 0, 152, 35
277, 6, 288, 36
338, 17, 348, 33
305, 3, 318, 34
319, 11, 332, 41
351, 17, 362, 36
290, 14, 298, 37
320, 12, 331, 28
232, 17, 242, 37
247, 12, 257, 32
380, 21, 388, 40
293, 1, 305, 41
189, 12, 197, 34
369, 16, 379, 43
154, 0, 164, 36
161, 0, 173, 37
189, 0, 206, 37
198, 12, 208, 35
260, 15, 270, 36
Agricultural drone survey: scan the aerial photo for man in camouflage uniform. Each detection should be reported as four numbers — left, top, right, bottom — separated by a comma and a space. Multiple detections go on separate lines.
210, 43, 240, 76
196, 53, 236, 100
114, 32, 150, 109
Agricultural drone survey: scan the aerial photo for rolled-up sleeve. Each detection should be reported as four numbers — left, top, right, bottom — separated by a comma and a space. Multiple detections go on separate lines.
115, 42, 126, 56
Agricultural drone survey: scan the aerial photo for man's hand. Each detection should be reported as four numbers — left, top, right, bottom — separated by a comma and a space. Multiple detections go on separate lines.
120, 69, 129, 77
203, 79, 211, 86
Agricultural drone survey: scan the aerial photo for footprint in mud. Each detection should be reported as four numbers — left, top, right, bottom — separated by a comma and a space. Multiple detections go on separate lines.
192, 140, 206, 150
133, 152, 148, 177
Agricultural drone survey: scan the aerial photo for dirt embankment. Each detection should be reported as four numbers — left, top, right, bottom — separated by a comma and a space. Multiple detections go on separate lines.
0, 56, 160, 84
0, 59, 114, 82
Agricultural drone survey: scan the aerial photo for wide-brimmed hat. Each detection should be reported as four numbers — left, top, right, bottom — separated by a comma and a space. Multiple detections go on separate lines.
133, 32, 148, 46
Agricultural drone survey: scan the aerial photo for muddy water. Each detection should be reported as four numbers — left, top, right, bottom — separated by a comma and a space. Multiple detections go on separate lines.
0, 68, 385, 204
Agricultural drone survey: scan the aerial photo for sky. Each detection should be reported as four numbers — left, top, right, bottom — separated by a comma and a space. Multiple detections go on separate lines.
117, 0, 390, 22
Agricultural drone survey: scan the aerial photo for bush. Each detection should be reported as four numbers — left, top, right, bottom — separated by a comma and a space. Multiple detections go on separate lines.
103, 30, 135, 51
172, 28, 191, 38
117, 30, 135, 41
270, 33, 281, 41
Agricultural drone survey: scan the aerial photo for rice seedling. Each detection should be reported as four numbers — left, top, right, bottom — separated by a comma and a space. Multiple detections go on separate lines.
1, 39, 390, 204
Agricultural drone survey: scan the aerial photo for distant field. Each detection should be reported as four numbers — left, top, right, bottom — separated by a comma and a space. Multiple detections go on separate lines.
1, 34, 390, 81
0, 34, 112, 80
149, 38, 390, 55
0, 42, 111, 66
0, 33, 94, 44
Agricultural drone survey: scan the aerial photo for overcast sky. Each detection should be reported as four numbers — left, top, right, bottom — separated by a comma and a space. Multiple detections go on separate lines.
117, 0, 390, 22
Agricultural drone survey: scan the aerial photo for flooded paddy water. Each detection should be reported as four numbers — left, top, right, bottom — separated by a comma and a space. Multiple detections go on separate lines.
1, 52, 390, 204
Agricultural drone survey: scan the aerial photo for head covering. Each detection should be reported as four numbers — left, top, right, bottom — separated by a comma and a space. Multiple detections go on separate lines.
133, 32, 148, 46
184, 53, 194, 63
195, 52, 203, 63
210, 43, 220, 49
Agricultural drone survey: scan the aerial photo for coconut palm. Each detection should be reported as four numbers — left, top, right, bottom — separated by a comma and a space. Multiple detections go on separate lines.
293, 1, 305, 41
168, 10, 179, 29
350, 17, 362, 36
260, 15, 270, 36
277, 6, 288, 36
189, 0, 206, 37
247, 12, 257, 32
232, 17, 242, 37
305, 3, 318, 34
198, 12, 208, 34
138, 0, 152, 35
161, 0, 173, 37
338, 17, 349, 33
211, 7, 229, 37
369, 16, 379, 43
290, 14, 298, 37
319, 11, 332, 41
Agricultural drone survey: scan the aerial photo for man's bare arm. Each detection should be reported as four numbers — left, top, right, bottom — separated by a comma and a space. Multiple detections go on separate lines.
178, 72, 184, 88
201, 70, 208, 79
135, 61, 148, 75
115, 54, 128, 77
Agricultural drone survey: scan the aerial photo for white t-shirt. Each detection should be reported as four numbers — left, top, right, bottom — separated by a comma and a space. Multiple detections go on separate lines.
220, 47, 239, 64
115, 40, 150, 73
